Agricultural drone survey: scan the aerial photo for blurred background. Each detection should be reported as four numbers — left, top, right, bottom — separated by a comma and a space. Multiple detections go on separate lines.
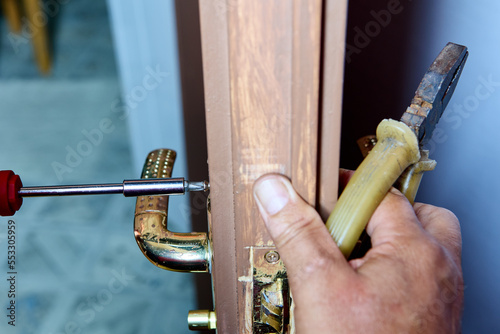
341, 1, 500, 333
0, 1, 206, 333
0, 0, 498, 333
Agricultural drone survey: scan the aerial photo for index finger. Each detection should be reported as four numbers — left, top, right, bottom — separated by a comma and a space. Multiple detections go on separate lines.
366, 188, 427, 248
349, 188, 429, 271
414, 203, 462, 266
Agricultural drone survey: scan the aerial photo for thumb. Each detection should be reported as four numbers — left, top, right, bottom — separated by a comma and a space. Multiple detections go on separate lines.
253, 174, 350, 281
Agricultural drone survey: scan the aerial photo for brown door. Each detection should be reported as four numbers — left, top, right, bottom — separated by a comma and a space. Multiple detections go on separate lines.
199, 1, 347, 332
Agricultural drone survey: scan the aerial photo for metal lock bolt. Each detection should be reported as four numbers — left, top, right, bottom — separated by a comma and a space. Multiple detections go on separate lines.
188, 310, 216, 331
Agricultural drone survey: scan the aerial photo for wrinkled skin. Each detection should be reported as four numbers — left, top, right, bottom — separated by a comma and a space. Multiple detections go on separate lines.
253, 170, 463, 333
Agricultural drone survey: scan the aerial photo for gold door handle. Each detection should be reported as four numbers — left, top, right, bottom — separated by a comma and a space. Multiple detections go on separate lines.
133, 149, 211, 273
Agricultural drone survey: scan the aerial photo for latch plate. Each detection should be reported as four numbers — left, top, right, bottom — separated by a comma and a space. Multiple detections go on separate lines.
251, 247, 290, 333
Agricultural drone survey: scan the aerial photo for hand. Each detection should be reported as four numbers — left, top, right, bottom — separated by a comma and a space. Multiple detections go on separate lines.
253, 171, 463, 333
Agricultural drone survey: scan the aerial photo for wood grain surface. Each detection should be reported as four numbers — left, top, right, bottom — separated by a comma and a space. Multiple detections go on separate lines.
199, 0, 347, 332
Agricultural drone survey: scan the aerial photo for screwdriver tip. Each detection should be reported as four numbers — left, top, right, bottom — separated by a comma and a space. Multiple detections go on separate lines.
186, 181, 209, 192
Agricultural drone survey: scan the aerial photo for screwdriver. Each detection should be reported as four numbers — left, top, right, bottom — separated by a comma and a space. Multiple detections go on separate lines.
0, 170, 209, 216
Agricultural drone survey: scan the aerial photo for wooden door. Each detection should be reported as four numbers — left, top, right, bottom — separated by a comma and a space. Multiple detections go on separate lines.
199, 1, 347, 332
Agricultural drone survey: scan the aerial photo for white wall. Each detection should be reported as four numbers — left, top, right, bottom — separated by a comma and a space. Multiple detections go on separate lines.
106, 0, 192, 231
406, 1, 500, 332
106, 2, 196, 333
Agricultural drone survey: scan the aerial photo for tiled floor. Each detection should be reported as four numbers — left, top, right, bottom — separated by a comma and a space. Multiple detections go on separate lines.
0, 1, 196, 333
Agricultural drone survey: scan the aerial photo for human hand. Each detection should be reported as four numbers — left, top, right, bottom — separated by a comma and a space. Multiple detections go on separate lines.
253, 171, 463, 333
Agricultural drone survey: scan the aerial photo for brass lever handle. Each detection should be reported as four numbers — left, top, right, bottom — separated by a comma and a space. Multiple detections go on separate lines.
133, 149, 210, 273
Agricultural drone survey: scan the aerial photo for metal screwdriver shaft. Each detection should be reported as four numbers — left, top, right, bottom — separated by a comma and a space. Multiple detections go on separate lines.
0, 170, 209, 216
18, 178, 209, 197
19, 183, 124, 196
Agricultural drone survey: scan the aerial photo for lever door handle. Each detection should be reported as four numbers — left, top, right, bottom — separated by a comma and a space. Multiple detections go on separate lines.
134, 149, 210, 273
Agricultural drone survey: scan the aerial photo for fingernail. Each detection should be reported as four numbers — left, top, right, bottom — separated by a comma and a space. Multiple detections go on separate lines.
254, 178, 290, 216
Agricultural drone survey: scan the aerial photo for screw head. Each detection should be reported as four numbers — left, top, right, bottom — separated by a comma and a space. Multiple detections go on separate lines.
265, 250, 280, 264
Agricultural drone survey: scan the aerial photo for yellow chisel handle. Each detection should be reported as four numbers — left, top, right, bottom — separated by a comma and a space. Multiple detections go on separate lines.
325, 119, 421, 258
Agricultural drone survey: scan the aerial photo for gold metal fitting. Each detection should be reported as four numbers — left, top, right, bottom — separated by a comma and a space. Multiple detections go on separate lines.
188, 310, 217, 331
133, 149, 210, 273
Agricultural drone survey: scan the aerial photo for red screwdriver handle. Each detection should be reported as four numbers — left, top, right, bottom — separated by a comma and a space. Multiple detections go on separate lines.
0, 170, 23, 216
